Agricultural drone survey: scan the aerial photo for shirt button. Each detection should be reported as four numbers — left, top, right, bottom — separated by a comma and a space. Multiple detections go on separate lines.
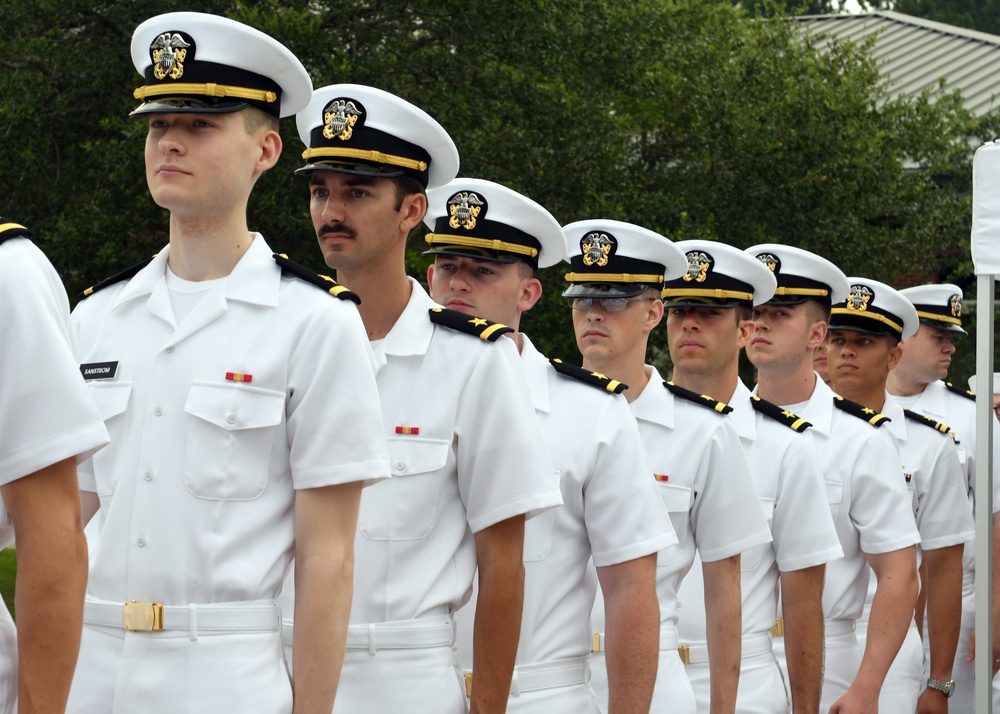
165, 345, 175, 353
144, 471, 153, 482
136, 537, 146, 547
226, 413, 237, 425
394, 460, 406, 471
153, 406, 163, 417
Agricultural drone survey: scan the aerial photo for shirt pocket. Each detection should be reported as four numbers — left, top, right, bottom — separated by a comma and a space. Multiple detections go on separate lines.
183, 382, 284, 501
523, 471, 560, 562
741, 497, 774, 572
358, 437, 450, 541
825, 480, 844, 521
657, 483, 693, 568
87, 381, 133, 496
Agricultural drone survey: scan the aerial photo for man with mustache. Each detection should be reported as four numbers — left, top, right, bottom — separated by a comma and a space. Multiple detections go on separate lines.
565, 222, 772, 714
283, 86, 562, 714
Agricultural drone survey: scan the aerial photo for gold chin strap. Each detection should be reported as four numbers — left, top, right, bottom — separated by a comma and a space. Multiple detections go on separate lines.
564, 272, 663, 284
134, 83, 277, 103
916, 310, 962, 326
301, 147, 428, 172
830, 307, 902, 334
425, 233, 538, 258
661, 287, 753, 301
773, 287, 829, 297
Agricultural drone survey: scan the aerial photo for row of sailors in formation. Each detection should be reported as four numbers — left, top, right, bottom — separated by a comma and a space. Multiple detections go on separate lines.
15, 10, 998, 714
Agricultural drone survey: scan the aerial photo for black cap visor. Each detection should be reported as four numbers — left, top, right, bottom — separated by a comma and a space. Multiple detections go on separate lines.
562, 282, 653, 300
130, 97, 250, 117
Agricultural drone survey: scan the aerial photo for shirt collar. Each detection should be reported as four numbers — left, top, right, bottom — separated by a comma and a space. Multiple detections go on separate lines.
383, 278, 436, 356
728, 379, 757, 441
881, 394, 907, 442
631, 365, 675, 428
518, 334, 551, 414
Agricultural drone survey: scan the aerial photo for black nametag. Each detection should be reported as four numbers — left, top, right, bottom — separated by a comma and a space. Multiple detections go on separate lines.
80, 361, 119, 381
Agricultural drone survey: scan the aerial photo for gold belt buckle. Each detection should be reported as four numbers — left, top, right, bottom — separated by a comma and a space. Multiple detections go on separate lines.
677, 644, 690, 665
464, 672, 473, 698
770, 618, 784, 637
123, 601, 164, 631
592, 632, 602, 654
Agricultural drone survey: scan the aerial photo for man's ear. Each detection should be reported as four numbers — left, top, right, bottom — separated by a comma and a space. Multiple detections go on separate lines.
399, 191, 427, 234
806, 319, 828, 350
517, 277, 543, 314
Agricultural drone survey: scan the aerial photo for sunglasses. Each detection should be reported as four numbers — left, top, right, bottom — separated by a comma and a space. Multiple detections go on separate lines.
569, 296, 657, 313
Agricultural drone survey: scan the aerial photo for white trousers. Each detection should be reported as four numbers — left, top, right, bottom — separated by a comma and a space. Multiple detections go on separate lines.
66, 623, 292, 714
856, 619, 922, 713
820, 629, 862, 713
505, 683, 602, 714
686, 648, 788, 714
590, 647, 695, 714
0, 604, 16, 714
948, 591, 1000, 713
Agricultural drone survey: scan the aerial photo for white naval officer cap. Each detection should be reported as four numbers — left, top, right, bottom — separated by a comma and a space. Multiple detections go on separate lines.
130, 12, 312, 118
830, 277, 919, 340
662, 240, 776, 308
899, 284, 967, 335
561, 220, 688, 299
745, 243, 849, 307
422, 178, 565, 270
968, 373, 1000, 394
295, 84, 459, 190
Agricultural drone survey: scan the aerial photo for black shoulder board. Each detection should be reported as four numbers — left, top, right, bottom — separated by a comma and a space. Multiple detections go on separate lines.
945, 382, 975, 401
903, 408, 952, 435
428, 307, 513, 342
750, 396, 812, 432
550, 358, 627, 394
274, 253, 360, 304
78, 256, 155, 300
663, 381, 733, 414
0, 219, 32, 247
833, 396, 890, 428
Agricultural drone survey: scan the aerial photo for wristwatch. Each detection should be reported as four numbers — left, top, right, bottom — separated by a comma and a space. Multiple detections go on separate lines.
926, 678, 955, 697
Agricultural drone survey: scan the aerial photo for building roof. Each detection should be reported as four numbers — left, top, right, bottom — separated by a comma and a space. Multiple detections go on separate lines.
795, 11, 1000, 117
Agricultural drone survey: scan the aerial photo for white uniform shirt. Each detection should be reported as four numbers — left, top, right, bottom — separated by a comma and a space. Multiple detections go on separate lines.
880, 396, 974, 551
791, 378, 920, 621
72, 236, 390, 606
677, 380, 842, 640
330, 281, 561, 624
592, 366, 771, 636
0, 237, 109, 714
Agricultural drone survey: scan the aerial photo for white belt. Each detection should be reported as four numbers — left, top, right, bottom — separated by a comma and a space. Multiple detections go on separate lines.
465, 656, 589, 698
84, 597, 280, 639
281, 616, 455, 654
824, 618, 856, 637
679, 632, 772, 666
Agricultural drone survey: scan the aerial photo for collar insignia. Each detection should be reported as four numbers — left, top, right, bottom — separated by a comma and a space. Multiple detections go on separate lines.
683, 251, 712, 283
581, 231, 616, 267
949, 294, 962, 318
755, 253, 780, 273
447, 191, 486, 231
847, 284, 872, 311
150, 32, 193, 80
323, 98, 363, 141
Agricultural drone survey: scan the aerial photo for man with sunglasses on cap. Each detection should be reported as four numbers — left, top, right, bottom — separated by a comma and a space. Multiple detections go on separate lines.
0, 219, 109, 713
888, 285, 1000, 712
565, 223, 772, 714
745, 246, 920, 714
424, 178, 676, 713
285, 87, 562, 714
665, 242, 843, 714
826, 279, 972, 714
68, 14, 390, 714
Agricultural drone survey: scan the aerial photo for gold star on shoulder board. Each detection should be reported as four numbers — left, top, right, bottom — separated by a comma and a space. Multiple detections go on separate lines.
781, 410, 796, 419
468, 318, 488, 327
590, 371, 608, 380
862, 407, 875, 415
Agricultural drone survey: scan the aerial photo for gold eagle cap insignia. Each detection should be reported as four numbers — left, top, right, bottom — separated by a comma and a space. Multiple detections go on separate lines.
949, 294, 962, 318
447, 192, 485, 231
581, 232, 614, 267
683, 251, 711, 283
150, 32, 191, 80
323, 99, 362, 141
846, 285, 872, 312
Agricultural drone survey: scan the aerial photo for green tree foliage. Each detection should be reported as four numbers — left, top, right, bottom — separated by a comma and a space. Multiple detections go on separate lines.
1, 0, 996, 377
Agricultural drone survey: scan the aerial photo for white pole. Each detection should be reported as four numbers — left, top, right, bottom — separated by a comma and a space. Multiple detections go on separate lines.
975, 274, 995, 712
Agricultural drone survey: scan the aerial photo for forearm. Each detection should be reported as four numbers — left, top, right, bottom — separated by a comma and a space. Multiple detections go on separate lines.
471, 516, 525, 714
600, 555, 659, 713
4, 459, 88, 714
780, 565, 826, 714
855, 548, 918, 698
923, 545, 963, 680
292, 548, 354, 714
703, 554, 741, 714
